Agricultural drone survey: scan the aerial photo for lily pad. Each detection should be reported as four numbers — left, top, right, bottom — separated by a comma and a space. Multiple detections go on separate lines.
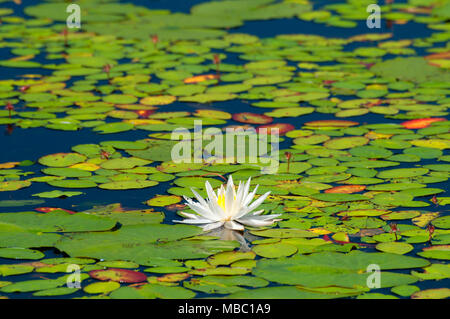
98, 180, 158, 190
0, 248, 44, 260
38, 153, 87, 168
252, 251, 428, 288
375, 242, 414, 255
89, 269, 147, 284
253, 243, 298, 258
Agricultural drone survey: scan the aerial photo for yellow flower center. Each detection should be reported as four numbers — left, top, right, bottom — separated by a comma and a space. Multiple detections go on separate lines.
217, 194, 226, 211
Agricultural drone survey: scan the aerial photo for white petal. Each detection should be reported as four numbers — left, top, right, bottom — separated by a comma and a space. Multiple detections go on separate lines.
217, 184, 225, 198
227, 175, 234, 189
207, 197, 226, 219
230, 181, 245, 217
173, 218, 214, 225
201, 221, 224, 232
236, 216, 278, 227
236, 219, 274, 227
238, 212, 280, 223
184, 197, 219, 221
205, 181, 218, 202
243, 184, 259, 207
247, 191, 271, 212
189, 189, 208, 207
225, 179, 235, 217
224, 220, 245, 231
234, 191, 269, 220
179, 211, 202, 219
251, 209, 265, 216
257, 213, 282, 220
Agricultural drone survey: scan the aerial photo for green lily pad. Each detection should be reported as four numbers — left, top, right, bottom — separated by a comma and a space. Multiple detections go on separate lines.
1, 274, 88, 293
84, 281, 121, 294
377, 168, 429, 179
207, 251, 256, 266
371, 57, 449, 83
33, 287, 80, 297
411, 263, 450, 281
432, 216, 450, 229
250, 229, 318, 238
93, 122, 134, 134
253, 243, 298, 258
417, 245, 450, 260
98, 180, 158, 190
227, 286, 341, 299
391, 285, 420, 297
0, 180, 32, 192
42, 167, 92, 178
103, 94, 138, 104
0, 248, 44, 260
38, 153, 87, 168
349, 146, 393, 158
376, 242, 414, 255
32, 190, 84, 198
100, 157, 152, 170
311, 193, 368, 202
110, 283, 195, 299
0, 199, 45, 207
47, 179, 98, 189
146, 195, 182, 207
0, 264, 34, 277
252, 251, 428, 288
0, 211, 116, 233
324, 137, 369, 150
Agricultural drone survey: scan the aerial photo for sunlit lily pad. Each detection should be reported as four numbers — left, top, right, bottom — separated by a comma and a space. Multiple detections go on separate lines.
146, 195, 182, 207
411, 288, 450, 299
0, 180, 31, 192
417, 245, 450, 260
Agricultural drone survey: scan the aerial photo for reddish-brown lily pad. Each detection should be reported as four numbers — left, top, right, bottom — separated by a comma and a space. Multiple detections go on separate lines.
89, 268, 147, 283
35, 207, 77, 214
134, 110, 155, 118
304, 120, 359, 127
401, 118, 446, 129
257, 123, 295, 135
233, 112, 273, 124
324, 185, 367, 194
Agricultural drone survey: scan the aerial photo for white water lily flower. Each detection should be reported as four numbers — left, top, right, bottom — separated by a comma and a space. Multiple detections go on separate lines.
173, 175, 281, 232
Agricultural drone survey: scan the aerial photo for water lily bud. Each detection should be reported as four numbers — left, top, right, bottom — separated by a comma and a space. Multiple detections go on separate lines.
5, 102, 14, 111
